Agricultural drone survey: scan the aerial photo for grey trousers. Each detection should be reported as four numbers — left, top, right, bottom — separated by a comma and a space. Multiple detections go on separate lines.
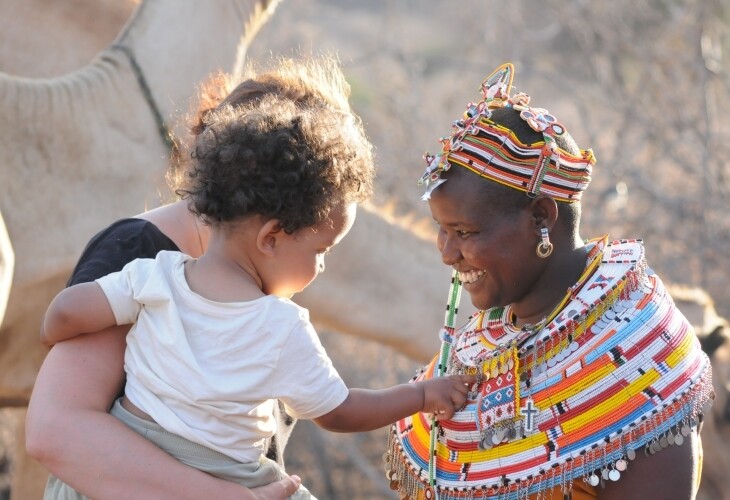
44, 398, 313, 499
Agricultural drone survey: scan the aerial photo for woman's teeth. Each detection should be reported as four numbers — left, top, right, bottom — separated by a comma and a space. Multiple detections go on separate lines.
458, 270, 484, 284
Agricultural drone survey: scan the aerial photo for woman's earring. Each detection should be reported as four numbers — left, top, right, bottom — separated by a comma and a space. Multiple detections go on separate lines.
536, 227, 553, 258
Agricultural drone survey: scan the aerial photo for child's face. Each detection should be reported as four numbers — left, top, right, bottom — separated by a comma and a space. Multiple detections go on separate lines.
266, 202, 357, 298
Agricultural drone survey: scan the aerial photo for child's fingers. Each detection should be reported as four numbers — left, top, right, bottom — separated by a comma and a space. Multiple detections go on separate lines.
434, 407, 455, 421
445, 374, 477, 394
456, 374, 478, 385
451, 388, 468, 409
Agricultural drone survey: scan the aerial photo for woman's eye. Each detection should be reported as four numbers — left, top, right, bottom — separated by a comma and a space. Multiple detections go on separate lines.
457, 230, 471, 238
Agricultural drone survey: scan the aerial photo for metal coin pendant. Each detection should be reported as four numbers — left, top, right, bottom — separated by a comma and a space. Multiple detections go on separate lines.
630, 290, 644, 300
601, 468, 609, 480
609, 469, 621, 481
681, 425, 691, 436
660, 436, 668, 448
627, 448, 636, 461
424, 485, 435, 500
667, 432, 675, 445
480, 436, 493, 450
589, 474, 600, 487
499, 428, 508, 441
616, 459, 627, 471
674, 433, 684, 446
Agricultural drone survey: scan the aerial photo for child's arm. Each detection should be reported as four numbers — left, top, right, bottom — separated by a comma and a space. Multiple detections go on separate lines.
41, 282, 118, 346
313, 374, 475, 433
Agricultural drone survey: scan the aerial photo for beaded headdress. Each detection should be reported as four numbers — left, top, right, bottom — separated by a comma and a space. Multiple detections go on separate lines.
418, 63, 596, 203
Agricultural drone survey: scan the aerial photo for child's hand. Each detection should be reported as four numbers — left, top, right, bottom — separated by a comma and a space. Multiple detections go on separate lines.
418, 374, 476, 420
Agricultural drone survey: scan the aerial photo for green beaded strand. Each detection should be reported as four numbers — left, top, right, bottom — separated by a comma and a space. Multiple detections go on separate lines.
428, 270, 463, 493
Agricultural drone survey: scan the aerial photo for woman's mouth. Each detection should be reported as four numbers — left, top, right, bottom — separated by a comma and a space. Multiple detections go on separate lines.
458, 270, 485, 285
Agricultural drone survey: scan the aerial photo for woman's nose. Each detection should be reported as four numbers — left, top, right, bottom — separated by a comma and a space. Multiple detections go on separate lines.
438, 233, 462, 266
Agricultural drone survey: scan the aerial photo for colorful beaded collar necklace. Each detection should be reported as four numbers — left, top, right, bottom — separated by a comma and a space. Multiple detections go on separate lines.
385, 239, 713, 499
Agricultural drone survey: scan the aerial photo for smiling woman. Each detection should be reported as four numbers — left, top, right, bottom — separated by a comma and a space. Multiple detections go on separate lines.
385, 63, 713, 500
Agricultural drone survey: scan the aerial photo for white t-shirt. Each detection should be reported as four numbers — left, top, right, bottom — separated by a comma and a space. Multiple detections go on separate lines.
96, 250, 348, 463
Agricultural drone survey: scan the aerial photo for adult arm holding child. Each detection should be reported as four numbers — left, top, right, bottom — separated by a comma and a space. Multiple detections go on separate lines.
28, 327, 300, 500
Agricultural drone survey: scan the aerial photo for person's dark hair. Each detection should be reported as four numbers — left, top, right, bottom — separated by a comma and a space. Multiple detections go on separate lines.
176, 57, 374, 233
447, 107, 582, 231
187, 56, 354, 139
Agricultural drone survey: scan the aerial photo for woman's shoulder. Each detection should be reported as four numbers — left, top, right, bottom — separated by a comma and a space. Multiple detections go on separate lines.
602, 237, 645, 264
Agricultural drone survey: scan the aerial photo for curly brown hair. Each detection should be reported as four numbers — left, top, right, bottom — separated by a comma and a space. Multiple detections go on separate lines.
176, 56, 375, 233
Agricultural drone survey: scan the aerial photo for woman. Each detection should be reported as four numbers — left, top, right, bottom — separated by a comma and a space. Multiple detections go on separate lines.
384, 63, 713, 499
25, 55, 360, 500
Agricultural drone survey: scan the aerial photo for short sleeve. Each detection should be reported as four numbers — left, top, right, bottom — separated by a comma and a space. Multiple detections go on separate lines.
273, 313, 348, 420
95, 259, 151, 326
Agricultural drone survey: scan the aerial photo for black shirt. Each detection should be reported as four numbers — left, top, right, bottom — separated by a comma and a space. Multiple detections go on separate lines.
67, 218, 179, 286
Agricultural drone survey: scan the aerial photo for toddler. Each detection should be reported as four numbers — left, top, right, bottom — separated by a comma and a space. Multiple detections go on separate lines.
41, 59, 473, 499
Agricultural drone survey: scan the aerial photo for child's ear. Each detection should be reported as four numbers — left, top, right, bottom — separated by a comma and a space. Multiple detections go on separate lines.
256, 219, 283, 257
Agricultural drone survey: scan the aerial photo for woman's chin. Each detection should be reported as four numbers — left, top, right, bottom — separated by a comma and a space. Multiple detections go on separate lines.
464, 284, 493, 311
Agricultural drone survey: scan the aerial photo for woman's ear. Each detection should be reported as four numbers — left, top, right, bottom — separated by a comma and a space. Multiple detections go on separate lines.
530, 195, 559, 233
256, 219, 283, 257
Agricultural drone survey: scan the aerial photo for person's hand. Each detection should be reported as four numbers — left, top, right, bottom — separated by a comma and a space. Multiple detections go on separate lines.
250, 474, 301, 499
419, 374, 476, 420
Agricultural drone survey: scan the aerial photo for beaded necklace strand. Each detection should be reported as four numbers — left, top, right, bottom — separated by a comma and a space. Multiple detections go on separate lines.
426, 270, 463, 499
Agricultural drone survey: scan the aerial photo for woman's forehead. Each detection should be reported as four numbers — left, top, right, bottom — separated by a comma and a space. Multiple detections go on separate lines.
428, 168, 530, 225
429, 178, 485, 219
434, 170, 489, 204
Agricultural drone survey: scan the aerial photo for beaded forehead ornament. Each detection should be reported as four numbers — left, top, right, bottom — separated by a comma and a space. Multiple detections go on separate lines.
418, 63, 596, 203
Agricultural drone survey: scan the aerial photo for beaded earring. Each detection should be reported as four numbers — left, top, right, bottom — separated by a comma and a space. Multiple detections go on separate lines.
536, 227, 553, 258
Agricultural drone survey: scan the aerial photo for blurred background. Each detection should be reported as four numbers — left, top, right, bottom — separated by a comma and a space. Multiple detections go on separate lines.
1, 0, 728, 498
